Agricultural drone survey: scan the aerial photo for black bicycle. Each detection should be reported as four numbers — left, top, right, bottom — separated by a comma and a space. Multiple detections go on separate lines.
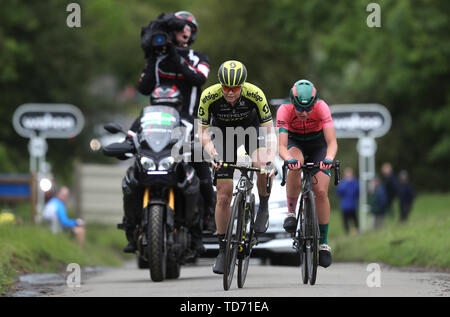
220, 163, 276, 290
281, 160, 340, 285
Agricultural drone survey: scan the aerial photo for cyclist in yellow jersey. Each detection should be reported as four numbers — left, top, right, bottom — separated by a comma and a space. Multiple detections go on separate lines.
197, 60, 276, 274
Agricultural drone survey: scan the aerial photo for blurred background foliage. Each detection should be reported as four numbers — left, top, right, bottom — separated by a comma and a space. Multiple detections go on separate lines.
0, 0, 449, 190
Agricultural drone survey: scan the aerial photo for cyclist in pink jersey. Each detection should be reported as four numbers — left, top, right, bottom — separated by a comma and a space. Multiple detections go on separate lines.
276, 79, 338, 268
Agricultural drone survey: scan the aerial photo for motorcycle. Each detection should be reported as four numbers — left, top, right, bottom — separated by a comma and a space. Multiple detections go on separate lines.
102, 105, 201, 282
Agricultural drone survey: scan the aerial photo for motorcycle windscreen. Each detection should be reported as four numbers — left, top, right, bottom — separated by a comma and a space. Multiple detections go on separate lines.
139, 106, 180, 153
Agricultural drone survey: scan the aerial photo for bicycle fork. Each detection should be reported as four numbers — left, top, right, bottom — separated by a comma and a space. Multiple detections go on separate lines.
237, 191, 258, 258
293, 192, 321, 251
293, 193, 319, 251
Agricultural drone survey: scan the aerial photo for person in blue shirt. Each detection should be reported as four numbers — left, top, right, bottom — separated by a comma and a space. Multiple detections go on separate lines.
43, 186, 85, 247
335, 167, 359, 234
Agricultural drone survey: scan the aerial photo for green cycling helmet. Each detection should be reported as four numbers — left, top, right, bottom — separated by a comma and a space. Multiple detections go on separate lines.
290, 79, 317, 110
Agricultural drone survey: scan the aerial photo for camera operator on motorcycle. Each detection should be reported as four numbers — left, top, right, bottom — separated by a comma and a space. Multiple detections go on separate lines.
120, 11, 214, 256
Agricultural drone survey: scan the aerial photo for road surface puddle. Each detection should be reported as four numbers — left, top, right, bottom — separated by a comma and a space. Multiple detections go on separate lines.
10, 266, 104, 297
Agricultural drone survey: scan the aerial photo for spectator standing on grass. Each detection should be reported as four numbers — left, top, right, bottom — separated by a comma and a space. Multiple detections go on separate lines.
335, 167, 359, 234
42, 186, 86, 248
369, 176, 388, 229
381, 162, 398, 217
397, 170, 415, 222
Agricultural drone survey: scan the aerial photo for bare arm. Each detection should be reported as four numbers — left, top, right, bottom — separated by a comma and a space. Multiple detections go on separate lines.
261, 121, 277, 163
323, 126, 338, 160
198, 124, 223, 170
277, 130, 290, 161
198, 125, 217, 157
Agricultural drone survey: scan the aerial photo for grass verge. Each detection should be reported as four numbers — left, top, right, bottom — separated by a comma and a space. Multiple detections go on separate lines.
1, 193, 448, 293
0, 223, 131, 294
329, 192, 450, 270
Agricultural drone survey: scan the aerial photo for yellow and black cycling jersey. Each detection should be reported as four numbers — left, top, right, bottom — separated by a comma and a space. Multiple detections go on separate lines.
197, 82, 273, 128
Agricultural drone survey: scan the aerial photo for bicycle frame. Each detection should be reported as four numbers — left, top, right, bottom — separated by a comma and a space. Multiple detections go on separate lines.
295, 168, 318, 242
227, 164, 260, 256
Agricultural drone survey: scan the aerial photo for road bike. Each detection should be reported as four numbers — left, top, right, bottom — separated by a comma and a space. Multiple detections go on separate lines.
220, 163, 276, 290
281, 160, 340, 285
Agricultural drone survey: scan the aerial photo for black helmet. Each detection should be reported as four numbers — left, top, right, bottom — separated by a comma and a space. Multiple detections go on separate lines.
150, 85, 183, 107
174, 11, 198, 45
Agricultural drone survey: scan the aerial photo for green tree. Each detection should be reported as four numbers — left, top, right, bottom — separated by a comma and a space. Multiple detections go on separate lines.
271, 0, 450, 190
1, 0, 448, 191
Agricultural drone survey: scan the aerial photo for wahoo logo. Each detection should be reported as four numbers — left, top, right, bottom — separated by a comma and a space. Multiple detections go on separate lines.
13, 103, 85, 139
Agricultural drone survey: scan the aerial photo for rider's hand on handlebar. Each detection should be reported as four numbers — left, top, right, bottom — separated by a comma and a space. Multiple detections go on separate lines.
320, 157, 333, 170
265, 162, 277, 177
211, 154, 223, 170
286, 158, 301, 170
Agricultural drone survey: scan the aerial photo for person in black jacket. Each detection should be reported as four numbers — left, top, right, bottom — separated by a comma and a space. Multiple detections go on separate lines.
137, 11, 210, 122
381, 162, 398, 217
121, 11, 214, 255
397, 170, 415, 222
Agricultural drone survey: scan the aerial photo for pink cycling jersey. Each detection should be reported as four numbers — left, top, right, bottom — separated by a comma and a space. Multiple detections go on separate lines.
276, 100, 333, 140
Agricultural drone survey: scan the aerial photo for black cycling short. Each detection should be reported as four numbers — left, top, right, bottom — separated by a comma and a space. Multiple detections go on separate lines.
287, 134, 331, 176
212, 124, 266, 180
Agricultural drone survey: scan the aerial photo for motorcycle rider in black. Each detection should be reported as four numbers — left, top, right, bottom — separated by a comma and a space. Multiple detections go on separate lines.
121, 11, 215, 255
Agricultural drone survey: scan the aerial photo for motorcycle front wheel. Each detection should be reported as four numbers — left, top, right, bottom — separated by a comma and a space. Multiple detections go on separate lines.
147, 204, 167, 282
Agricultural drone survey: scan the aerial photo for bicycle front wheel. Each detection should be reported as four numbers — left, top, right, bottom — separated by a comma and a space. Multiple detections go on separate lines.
298, 210, 308, 284
237, 193, 255, 288
305, 190, 319, 285
223, 192, 243, 290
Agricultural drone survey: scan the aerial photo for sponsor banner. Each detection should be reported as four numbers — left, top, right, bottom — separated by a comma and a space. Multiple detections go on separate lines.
330, 104, 391, 138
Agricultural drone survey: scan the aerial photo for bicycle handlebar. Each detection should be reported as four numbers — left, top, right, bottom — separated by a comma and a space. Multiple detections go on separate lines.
280, 160, 341, 187
212, 163, 278, 193
222, 163, 266, 173
224, 163, 278, 195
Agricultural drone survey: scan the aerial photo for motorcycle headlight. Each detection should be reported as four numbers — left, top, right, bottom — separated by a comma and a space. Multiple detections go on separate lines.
140, 157, 156, 171
159, 156, 175, 171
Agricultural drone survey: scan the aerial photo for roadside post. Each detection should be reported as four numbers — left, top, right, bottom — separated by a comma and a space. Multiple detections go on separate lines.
330, 104, 391, 232
13, 104, 85, 223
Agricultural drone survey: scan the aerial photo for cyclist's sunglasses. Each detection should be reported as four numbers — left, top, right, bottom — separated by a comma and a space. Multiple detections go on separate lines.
222, 85, 242, 93
295, 105, 314, 113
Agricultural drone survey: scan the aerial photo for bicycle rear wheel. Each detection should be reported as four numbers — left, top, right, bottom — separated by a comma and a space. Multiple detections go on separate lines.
237, 193, 255, 288
223, 192, 243, 291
